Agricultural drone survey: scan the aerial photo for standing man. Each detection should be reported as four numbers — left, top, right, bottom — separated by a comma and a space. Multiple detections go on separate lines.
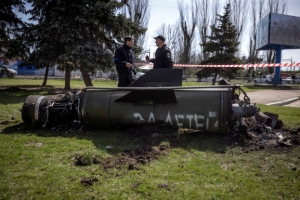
114, 36, 137, 87
146, 35, 173, 69
291, 73, 296, 84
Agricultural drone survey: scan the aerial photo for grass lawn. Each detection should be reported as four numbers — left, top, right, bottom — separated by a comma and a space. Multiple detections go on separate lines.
0, 78, 299, 199
0, 77, 119, 89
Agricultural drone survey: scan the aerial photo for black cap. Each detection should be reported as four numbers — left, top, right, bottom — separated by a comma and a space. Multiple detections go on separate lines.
154, 35, 165, 42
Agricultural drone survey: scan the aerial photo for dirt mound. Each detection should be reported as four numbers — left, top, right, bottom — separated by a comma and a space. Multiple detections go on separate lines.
101, 145, 170, 171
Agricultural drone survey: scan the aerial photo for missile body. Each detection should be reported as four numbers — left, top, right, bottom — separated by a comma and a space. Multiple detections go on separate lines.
22, 86, 258, 134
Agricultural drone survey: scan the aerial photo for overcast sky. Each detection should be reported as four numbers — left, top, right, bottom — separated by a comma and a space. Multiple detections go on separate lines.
146, 0, 300, 63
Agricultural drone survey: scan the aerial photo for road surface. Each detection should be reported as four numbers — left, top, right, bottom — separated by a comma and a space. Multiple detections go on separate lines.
246, 89, 300, 107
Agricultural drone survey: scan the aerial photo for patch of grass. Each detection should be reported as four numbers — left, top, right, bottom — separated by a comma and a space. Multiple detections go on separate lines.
241, 84, 300, 92
1, 130, 299, 199
182, 81, 210, 86
0, 77, 208, 88
0, 77, 118, 89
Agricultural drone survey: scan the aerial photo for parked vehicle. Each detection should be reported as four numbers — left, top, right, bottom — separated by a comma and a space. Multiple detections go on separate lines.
253, 75, 273, 83
0, 65, 17, 78
283, 75, 300, 84
211, 76, 225, 82
196, 77, 212, 82
10, 61, 36, 75
17, 65, 36, 75
196, 76, 224, 82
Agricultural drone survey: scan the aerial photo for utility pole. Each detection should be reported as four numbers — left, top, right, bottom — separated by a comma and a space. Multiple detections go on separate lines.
291, 57, 295, 72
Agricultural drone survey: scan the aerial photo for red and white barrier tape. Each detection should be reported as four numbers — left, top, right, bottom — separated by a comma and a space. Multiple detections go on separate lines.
135, 62, 300, 68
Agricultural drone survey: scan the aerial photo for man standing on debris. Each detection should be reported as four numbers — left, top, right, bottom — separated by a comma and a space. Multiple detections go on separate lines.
114, 36, 137, 87
145, 35, 173, 69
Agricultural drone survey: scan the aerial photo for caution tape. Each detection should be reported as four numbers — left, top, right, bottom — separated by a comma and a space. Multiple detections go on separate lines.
135, 62, 300, 68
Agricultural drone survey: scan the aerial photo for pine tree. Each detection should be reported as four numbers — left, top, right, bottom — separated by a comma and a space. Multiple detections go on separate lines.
198, 4, 241, 85
0, 0, 27, 59
24, 0, 146, 89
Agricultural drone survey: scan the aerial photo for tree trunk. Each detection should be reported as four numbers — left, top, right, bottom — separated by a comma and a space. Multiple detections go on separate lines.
249, 67, 254, 82
79, 64, 93, 87
64, 64, 71, 90
42, 65, 49, 86
178, 1, 197, 64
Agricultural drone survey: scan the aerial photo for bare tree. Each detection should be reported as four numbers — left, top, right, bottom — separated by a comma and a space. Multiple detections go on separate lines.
177, 0, 198, 64
248, 0, 264, 64
247, 0, 264, 81
227, 0, 248, 55
197, 0, 220, 62
196, 0, 209, 62
122, 0, 150, 55
211, 0, 221, 26
154, 23, 178, 47
154, 23, 180, 62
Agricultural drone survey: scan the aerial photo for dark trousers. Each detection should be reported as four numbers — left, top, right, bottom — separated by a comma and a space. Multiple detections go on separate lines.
117, 71, 131, 87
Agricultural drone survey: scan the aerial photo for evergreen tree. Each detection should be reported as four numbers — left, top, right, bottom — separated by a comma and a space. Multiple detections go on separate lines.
24, 0, 146, 89
0, 0, 27, 60
198, 4, 241, 85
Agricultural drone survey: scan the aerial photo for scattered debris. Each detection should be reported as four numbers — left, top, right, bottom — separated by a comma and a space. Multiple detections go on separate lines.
132, 181, 143, 189
231, 113, 300, 153
69, 112, 300, 175
24, 142, 43, 147
48, 123, 84, 133
158, 184, 171, 191
0, 120, 15, 125
277, 137, 292, 147
80, 177, 98, 186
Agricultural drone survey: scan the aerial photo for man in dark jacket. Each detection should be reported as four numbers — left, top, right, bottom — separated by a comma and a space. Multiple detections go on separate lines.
146, 35, 173, 69
114, 36, 137, 87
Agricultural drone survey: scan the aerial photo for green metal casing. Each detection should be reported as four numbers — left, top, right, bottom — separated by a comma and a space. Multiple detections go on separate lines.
80, 87, 232, 133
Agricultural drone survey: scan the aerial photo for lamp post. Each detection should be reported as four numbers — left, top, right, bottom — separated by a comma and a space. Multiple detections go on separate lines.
291, 57, 295, 72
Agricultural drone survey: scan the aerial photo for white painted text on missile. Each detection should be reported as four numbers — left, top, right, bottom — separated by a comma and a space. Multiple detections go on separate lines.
133, 111, 218, 129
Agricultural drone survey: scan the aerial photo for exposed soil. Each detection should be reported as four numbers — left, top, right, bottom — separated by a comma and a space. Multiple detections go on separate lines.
80, 177, 99, 186
74, 115, 300, 176
101, 145, 170, 171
